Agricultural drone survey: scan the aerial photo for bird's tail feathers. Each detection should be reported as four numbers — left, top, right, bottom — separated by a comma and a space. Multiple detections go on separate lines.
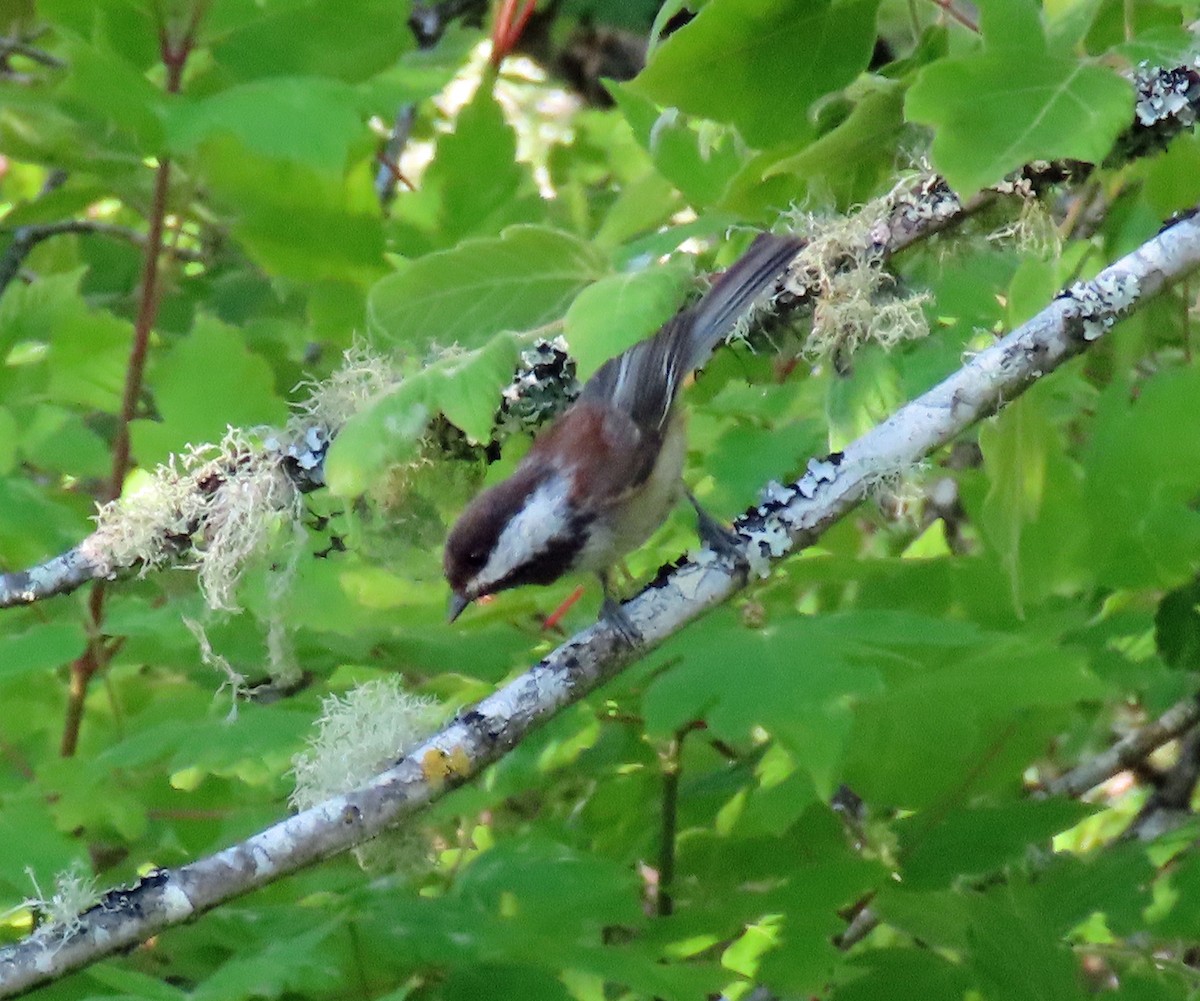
682, 231, 802, 372
579, 231, 801, 430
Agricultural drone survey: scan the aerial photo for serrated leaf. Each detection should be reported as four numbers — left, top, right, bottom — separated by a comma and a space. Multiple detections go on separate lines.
368, 225, 609, 350
391, 84, 533, 252
898, 800, 1096, 888
907, 3, 1132, 194
325, 332, 521, 496
631, 0, 880, 149
129, 314, 288, 465
563, 264, 691, 378
168, 77, 363, 173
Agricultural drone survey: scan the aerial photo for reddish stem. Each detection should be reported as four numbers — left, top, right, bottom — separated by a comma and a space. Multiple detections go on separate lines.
375, 150, 415, 191
60, 4, 202, 758
543, 585, 585, 632
489, 0, 536, 69
928, 0, 979, 33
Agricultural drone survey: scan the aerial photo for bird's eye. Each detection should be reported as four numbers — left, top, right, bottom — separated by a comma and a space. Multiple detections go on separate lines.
465, 549, 487, 570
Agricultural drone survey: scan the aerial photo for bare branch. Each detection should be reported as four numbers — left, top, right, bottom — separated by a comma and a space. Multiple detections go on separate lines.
1, 201, 1198, 1001
1044, 695, 1200, 799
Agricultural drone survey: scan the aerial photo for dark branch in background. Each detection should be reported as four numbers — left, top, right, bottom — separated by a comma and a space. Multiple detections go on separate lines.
1042, 695, 1200, 798
377, 0, 491, 206
0, 35, 65, 68
1124, 724, 1200, 841
0, 220, 205, 297
407, 0, 487, 47
1, 58, 1197, 611
656, 723, 701, 918
1, 206, 1197, 998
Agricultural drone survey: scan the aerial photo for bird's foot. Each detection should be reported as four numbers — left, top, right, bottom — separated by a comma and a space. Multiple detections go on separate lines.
600, 594, 643, 646
687, 491, 748, 568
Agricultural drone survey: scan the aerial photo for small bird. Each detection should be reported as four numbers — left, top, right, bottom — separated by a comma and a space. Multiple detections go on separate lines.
444, 232, 801, 640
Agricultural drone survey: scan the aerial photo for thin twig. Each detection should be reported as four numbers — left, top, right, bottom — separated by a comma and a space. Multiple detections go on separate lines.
0, 36, 64, 68
0, 220, 203, 299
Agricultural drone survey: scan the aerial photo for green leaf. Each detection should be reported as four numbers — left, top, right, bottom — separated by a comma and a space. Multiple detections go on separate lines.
191, 924, 342, 1001
192, 133, 385, 286
47, 302, 133, 410
437, 333, 523, 444
1084, 368, 1200, 589
1155, 578, 1200, 670
763, 79, 906, 208
846, 635, 1107, 808
53, 36, 166, 154
326, 332, 522, 496
898, 800, 1096, 888
211, 0, 413, 83
643, 610, 899, 793
0, 796, 86, 893
608, 84, 746, 208
168, 78, 364, 173
832, 949, 972, 1001
563, 263, 691, 378
20, 406, 109, 478
907, 1, 1131, 194
631, 0, 880, 149
0, 621, 87, 679
368, 226, 609, 350
130, 315, 289, 465
977, 387, 1087, 612
390, 84, 534, 252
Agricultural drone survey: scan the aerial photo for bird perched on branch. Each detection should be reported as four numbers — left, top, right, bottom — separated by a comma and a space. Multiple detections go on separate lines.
444, 232, 802, 640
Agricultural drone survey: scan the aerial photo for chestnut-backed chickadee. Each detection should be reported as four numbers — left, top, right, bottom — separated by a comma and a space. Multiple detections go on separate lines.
444, 232, 801, 639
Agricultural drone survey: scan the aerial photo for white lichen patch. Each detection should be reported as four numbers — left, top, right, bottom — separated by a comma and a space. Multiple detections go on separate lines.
781, 195, 932, 360
19, 864, 100, 940
1064, 272, 1141, 341
85, 427, 299, 611
1133, 62, 1199, 128
291, 678, 445, 873
291, 678, 443, 811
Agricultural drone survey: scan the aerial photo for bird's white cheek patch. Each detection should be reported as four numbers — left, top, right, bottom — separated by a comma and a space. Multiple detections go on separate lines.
478, 478, 572, 590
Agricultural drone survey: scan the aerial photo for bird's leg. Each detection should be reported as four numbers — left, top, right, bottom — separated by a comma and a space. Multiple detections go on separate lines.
685, 488, 747, 566
598, 569, 642, 645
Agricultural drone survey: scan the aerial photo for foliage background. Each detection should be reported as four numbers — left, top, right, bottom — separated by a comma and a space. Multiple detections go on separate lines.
1, 0, 1200, 998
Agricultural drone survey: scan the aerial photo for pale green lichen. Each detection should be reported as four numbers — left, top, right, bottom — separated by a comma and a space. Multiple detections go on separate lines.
291, 677, 445, 872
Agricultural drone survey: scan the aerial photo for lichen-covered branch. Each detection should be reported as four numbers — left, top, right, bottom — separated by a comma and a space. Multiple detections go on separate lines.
0, 60, 1197, 612
2, 203, 1197, 1000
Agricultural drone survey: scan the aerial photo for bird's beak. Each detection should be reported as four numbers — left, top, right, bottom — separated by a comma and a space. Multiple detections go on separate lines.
447, 591, 470, 624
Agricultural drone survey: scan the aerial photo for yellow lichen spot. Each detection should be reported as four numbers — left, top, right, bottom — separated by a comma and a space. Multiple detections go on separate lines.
445, 744, 472, 779
419, 745, 472, 785
421, 748, 451, 784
